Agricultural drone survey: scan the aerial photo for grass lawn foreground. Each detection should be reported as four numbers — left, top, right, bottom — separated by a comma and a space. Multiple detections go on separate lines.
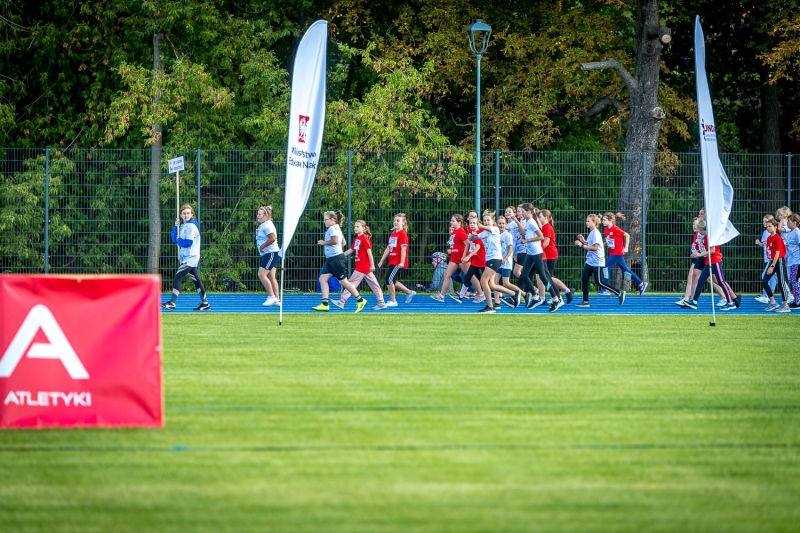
1, 315, 799, 532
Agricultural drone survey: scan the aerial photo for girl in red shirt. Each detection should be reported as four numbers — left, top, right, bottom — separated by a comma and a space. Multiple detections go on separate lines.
431, 214, 471, 303
537, 209, 573, 304
335, 220, 386, 310
461, 217, 487, 304
761, 218, 792, 312
601, 212, 648, 295
377, 212, 416, 307
682, 219, 740, 310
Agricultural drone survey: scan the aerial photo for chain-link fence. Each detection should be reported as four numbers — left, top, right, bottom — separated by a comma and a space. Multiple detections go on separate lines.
1, 148, 797, 294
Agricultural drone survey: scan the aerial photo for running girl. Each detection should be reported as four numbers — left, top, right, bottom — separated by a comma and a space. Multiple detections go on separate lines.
313, 210, 367, 312
256, 205, 280, 307
761, 217, 793, 313
496, 215, 522, 307
538, 209, 572, 304
755, 215, 778, 303
431, 214, 470, 303
377, 212, 416, 307
471, 210, 518, 313
508, 205, 528, 283
461, 217, 487, 304
335, 220, 387, 310
601, 212, 648, 295
161, 204, 210, 311
574, 213, 624, 308
785, 214, 800, 308
676, 217, 729, 307
518, 203, 562, 311
681, 219, 740, 310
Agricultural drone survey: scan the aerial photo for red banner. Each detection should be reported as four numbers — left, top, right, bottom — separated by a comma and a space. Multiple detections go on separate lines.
0, 275, 163, 429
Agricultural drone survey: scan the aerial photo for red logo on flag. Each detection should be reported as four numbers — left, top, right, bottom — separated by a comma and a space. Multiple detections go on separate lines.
298, 115, 310, 143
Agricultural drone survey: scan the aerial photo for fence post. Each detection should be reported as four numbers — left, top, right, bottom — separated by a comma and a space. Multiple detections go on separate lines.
196, 148, 201, 224
788, 153, 793, 210
641, 151, 647, 282
44, 147, 50, 274
495, 150, 500, 216
347, 149, 352, 271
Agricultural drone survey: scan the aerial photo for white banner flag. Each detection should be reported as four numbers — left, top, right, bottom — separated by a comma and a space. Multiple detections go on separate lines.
695, 16, 739, 247
281, 20, 328, 256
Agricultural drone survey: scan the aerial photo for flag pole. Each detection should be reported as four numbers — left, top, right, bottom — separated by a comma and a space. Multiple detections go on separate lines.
176, 170, 180, 261
279, 255, 285, 326
708, 243, 716, 326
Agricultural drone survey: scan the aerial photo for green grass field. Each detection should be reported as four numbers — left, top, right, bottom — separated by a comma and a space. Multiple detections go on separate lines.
1, 315, 799, 532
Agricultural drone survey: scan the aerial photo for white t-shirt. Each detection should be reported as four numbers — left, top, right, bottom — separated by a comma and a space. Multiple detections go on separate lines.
500, 231, 514, 270
179, 222, 201, 268
478, 226, 502, 261
585, 228, 605, 267
781, 221, 790, 243
324, 224, 344, 257
507, 220, 526, 254
785, 228, 800, 266
256, 220, 279, 255
523, 218, 544, 256
761, 229, 770, 262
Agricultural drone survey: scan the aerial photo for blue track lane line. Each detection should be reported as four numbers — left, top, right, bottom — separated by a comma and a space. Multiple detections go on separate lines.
159, 294, 798, 315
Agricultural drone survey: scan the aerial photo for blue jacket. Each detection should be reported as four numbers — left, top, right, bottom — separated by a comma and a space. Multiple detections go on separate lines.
171, 219, 199, 248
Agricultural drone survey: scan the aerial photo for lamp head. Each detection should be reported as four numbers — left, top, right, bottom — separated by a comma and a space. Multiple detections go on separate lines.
466, 19, 492, 56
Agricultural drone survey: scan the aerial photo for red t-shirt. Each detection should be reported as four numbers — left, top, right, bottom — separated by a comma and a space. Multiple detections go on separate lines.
541, 223, 558, 260
351, 234, 372, 274
604, 226, 626, 256
388, 230, 409, 268
697, 234, 722, 265
766, 233, 786, 262
449, 227, 469, 263
467, 230, 486, 268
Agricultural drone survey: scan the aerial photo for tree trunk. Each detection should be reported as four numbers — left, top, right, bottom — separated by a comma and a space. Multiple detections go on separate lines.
581, 0, 668, 287
148, 32, 163, 274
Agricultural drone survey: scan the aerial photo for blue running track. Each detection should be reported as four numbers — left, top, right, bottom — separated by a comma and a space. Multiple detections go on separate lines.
160, 294, 795, 315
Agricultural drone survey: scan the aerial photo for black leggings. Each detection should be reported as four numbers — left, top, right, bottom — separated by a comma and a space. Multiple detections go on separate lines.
519, 254, 559, 299
173, 263, 207, 300
463, 265, 484, 289
762, 258, 791, 302
581, 264, 619, 301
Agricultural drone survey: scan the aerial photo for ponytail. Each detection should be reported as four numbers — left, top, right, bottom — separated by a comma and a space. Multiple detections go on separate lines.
603, 212, 626, 225
539, 208, 554, 228
324, 210, 345, 226
482, 209, 496, 221
394, 212, 408, 231
356, 219, 372, 239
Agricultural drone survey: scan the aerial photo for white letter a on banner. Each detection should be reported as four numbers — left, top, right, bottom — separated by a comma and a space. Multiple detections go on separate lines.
0, 304, 89, 379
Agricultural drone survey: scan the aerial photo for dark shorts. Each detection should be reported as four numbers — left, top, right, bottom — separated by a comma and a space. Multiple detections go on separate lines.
259, 251, 280, 270
515, 253, 528, 268
545, 258, 557, 277
386, 265, 405, 285
499, 268, 511, 278
321, 254, 347, 280
693, 256, 705, 270
485, 259, 502, 272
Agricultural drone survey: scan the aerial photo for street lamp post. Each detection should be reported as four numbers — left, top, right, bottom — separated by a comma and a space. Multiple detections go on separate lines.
466, 19, 491, 214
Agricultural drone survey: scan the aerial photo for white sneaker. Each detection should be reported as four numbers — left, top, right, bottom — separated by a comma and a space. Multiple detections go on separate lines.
775, 305, 791, 313
716, 299, 727, 307
385, 300, 398, 307
406, 290, 416, 304
675, 298, 687, 306
472, 294, 486, 304
372, 303, 387, 310
262, 296, 279, 307
764, 302, 779, 312
331, 299, 345, 309
430, 294, 444, 302
755, 295, 770, 304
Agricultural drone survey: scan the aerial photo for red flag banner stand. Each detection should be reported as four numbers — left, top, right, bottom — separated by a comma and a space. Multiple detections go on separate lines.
0, 275, 163, 429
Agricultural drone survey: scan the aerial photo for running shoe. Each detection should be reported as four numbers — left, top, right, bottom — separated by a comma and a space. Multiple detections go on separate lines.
618, 291, 626, 306
716, 299, 727, 307
515, 290, 522, 308
194, 302, 210, 311
524, 292, 533, 308
548, 298, 564, 313
576, 301, 590, 308
385, 300, 398, 307
789, 303, 800, 309
262, 296, 279, 307
477, 305, 496, 314
675, 297, 687, 306
472, 294, 486, 304
734, 295, 742, 308
528, 298, 545, 310
406, 290, 417, 304
312, 303, 329, 312
764, 302, 779, 312
449, 293, 463, 304
638, 282, 649, 296
430, 294, 445, 302
775, 305, 791, 313
565, 291, 574, 305
755, 295, 770, 304
684, 299, 697, 309
499, 296, 515, 308
721, 302, 737, 311
355, 298, 367, 313
372, 303, 387, 310
597, 289, 611, 296
331, 299, 345, 309
161, 301, 175, 311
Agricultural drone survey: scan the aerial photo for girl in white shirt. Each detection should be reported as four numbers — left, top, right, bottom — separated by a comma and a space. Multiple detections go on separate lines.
471, 210, 520, 313
256, 205, 281, 306
517, 203, 562, 312
574, 213, 624, 308
313, 210, 367, 313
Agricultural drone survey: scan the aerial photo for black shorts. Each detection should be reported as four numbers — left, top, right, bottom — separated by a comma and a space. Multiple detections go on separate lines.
515, 253, 528, 269
321, 254, 347, 280
485, 259, 502, 272
386, 265, 405, 285
693, 256, 705, 270
259, 251, 280, 270
545, 258, 557, 277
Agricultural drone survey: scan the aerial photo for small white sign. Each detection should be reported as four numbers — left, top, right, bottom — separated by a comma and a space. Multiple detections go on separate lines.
168, 157, 185, 173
